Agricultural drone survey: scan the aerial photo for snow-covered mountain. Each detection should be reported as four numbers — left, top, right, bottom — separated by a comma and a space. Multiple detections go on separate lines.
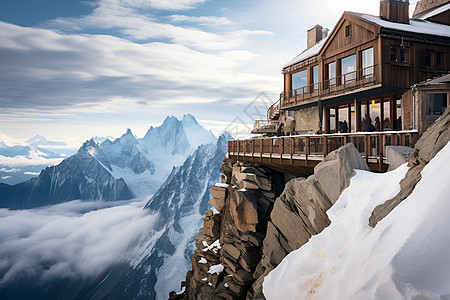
0, 139, 134, 209
69, 132, 232, 300
26, 135, 67, 147
0, 132, 68, 184
0, 131, 232, 300
0, 114, 217, 208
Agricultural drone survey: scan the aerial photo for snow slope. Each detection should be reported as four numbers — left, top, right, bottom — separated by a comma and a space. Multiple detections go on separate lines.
264, 141, 450, 299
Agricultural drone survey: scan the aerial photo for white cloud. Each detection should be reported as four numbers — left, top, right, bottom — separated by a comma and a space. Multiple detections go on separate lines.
169, 14, 232, 26
0, 22, 279, 111
0, 199, 160, 285
0, 155, 64, 168
23, 172, 40, 176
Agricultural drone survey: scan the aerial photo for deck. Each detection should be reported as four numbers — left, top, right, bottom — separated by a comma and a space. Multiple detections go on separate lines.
228, 131, 418, 176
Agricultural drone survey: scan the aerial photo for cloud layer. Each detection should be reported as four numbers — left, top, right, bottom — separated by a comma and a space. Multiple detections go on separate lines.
0, 199, 160, 285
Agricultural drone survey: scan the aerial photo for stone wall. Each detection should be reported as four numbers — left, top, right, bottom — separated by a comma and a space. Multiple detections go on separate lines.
294, 105, 319, 134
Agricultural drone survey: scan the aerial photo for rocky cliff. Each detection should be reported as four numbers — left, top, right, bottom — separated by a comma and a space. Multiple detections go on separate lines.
172, 106, 450, 300
171, 143, 369, 299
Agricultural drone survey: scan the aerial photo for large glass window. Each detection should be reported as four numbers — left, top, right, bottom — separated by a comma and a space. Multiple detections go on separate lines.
362, 47, 374, 78
426, 93, 448, 116
292, 70, 307, 95
341, 54, 356, 84
327, 62, 336, 86
312, 65, 319, 91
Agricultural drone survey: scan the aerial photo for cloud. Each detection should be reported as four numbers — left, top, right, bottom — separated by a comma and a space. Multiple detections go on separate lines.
0, 22, 278, 112
23, 171, 40, 176
0, 199, 160, 285
0, 155, 64, 167
169, 14, 232, 26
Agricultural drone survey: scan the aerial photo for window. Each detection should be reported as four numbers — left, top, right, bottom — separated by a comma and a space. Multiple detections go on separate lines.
400, 48, 408, 63
390, 47, 397, 62
291, 70, 307, 95
327, 62, 336, 86
436, 52, 444, 68
425, 50, 433, 67
426, 93, 448, 116
391, 47, 408, 63
312, 65, 319, 91
345, 25, 352, 38
341, 54, 357, 84
362, 47, 374, 78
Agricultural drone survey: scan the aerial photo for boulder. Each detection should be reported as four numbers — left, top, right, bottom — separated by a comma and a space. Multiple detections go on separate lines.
222, 244, 240, 261
314, 143, 369, 204
229, 191, 259, 233
386, 145, 414, 171
204, 211, 221, 239
209, 186, 227, 212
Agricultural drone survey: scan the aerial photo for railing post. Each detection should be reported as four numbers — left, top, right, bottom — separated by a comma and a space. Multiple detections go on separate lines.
364, 135, 370, 163
280, 138, 284, 163
378, 134, 383, 172
251, 139, 254, 158
323, 136, 329, 156
260, 139, 263, 162
305, 137, 310, 166
270, 138, 273, 162
290, 138, 293, 165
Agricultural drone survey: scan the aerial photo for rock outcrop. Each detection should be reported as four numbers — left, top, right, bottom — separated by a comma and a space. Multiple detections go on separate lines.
369, 106, 450, 227
385, 145, 414, 171
172, 143, 369, 299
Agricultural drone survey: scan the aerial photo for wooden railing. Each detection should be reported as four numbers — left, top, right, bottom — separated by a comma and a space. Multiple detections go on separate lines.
280, 65, 379, 109
253, 120, 278, 131
228, 130, 418, 172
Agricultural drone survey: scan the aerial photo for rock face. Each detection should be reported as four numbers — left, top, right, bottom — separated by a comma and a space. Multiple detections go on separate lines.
369, 106, 450, 227
174, 143, 369, 299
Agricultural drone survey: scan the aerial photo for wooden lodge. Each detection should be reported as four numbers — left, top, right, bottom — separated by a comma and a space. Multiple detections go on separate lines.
243, 0, 450, 174
255, 0, 450, 137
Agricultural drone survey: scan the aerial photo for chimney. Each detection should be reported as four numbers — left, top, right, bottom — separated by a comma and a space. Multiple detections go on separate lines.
307, 24, 327, 49
380, 0, 410, 24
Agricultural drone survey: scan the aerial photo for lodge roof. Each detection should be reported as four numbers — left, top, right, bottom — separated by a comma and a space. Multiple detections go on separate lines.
283, 5, 450, 70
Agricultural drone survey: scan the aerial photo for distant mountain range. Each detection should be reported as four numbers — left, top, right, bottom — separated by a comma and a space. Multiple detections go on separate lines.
0, 114, 217, 209
0, 119, 232, 300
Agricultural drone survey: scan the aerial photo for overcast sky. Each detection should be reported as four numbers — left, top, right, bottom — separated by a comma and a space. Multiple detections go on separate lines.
0, 0, 419, 146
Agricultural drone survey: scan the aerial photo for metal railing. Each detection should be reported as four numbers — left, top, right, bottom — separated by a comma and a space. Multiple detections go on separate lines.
279, 65, 378, 109
228, 130, 418, 172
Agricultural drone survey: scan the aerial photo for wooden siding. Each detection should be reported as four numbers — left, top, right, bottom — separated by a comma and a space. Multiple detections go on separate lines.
427, 10, 450, 25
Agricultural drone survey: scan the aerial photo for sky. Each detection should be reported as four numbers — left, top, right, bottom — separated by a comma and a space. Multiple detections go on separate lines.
0, 0, 420, 147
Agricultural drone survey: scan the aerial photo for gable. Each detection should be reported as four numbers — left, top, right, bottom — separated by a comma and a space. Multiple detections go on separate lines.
427, 9, 450, 25
320, 12, 380, 58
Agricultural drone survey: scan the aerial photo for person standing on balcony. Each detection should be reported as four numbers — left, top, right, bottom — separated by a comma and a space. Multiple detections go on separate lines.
339, 120, 348, 133
277, 123, 285, 137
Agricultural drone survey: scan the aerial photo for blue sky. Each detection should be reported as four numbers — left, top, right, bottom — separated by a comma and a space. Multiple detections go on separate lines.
0, 0, 419, 146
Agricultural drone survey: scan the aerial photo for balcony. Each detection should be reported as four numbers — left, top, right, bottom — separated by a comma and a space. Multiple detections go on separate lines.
228, 130, 418, 173
279, 65, 380, 111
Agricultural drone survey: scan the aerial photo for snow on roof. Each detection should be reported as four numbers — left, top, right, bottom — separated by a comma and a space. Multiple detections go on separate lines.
283, 37, 328, 69
358, 13, 450, 38
413, 2, 450, 20
418, 73, 450, 85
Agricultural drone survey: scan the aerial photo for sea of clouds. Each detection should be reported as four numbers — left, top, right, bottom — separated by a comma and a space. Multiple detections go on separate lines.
0, 199, 160, 286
